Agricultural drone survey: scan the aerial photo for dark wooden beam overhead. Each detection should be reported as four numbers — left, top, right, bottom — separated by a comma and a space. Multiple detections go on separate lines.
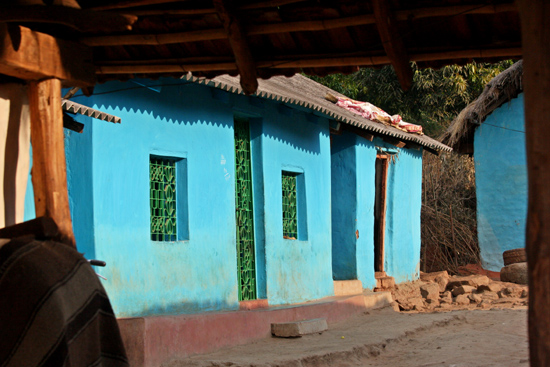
0, 6, 137, 33
92, 0, 305, 13
95, 47, 522, 74
213, 0, 258, 94
81, 4, 515, 47
372, 0, 414, 90
0, 24, 95, 87
89, 0, 184, 11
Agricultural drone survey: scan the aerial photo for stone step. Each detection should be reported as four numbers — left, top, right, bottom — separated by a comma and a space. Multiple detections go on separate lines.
271, 318, 328, 338
333, 280, 363, 296
363, 290, 394, 310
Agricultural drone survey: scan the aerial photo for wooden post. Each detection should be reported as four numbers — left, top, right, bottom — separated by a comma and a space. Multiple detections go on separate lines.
213, 0, 258, 94
372, 0, 413, 90
28, 78, 76, 247
517, 1, 550, 366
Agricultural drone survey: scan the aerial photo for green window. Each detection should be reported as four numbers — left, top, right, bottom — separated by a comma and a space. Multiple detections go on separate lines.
150, 157, 178, 241
282, 172, 298, 239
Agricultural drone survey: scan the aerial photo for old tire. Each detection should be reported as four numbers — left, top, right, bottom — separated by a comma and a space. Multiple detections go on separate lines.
500, 262, 528, 285
503, 248, 526, 266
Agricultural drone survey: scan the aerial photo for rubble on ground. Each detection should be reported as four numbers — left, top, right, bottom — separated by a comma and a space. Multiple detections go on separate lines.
391, 271, 528, 313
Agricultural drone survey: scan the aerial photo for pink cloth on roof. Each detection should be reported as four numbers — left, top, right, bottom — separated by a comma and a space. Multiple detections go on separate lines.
335, 97, 423, 135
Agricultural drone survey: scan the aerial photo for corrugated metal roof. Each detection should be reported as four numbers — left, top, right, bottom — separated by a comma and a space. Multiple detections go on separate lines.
62, 99, 121, 124
183, 73, 451, 152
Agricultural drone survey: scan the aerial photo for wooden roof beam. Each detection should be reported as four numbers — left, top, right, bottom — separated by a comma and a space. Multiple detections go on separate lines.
90, 0, 305, 12
95, 47, 522, 74
0, 5, 137, 33
0, 24, 95, 87
372, 0, 413, 90
81, 4, 516, 46
213, 0, 258, 94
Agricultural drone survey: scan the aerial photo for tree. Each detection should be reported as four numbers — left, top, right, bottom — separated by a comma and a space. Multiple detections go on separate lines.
310, 60, 514, 136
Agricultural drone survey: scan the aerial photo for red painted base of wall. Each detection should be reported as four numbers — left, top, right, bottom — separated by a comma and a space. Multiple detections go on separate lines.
118, 295, 368, 367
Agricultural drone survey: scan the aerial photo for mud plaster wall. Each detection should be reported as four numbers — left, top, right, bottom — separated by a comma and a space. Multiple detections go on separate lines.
474, 93, 527, 271
24, 78, 334, 317
331, 132, 423, 288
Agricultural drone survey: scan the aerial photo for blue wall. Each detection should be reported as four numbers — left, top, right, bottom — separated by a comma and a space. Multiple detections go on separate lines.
474, 94, 527, 271
331, 132, 360, 281
63, 79, 334, 317
331, 133, 423, 288
383, 145, 423, 283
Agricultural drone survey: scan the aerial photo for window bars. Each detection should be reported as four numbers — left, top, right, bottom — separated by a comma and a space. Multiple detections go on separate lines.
282, 172, 298, 239
150, 157, 177, 241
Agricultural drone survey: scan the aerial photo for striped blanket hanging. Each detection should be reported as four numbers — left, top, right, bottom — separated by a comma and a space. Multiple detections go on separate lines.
0, 237, 128, 367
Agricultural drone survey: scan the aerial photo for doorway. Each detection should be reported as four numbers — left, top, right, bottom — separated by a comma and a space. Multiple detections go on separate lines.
374, 154, 389, 273
234, 118, 257, 301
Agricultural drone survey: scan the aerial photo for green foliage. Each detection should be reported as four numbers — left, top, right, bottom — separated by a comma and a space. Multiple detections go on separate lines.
309, 60, 514, 136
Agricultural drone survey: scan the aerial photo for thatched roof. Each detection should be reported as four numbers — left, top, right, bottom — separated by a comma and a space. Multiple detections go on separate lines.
188, 73, 451, 153
441, 60, 523, 154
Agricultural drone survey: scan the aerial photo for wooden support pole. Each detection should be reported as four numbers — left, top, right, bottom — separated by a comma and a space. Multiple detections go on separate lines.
517, 1, 550, 366
28, 78, 76, 247
213, 0, 258, 94
0, 24, 95, 87
372, 0, 413, 90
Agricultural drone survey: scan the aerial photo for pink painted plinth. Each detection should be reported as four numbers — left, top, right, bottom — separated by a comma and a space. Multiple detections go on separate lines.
118, 294, 367, 367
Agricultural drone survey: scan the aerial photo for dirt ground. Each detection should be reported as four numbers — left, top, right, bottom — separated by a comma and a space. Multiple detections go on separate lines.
164, 273, 530, 367
164, 307, 528, 367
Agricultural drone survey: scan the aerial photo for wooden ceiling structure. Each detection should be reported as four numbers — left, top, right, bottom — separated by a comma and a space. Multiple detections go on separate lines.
0, 1, 549, 366
2, 0, 522, 93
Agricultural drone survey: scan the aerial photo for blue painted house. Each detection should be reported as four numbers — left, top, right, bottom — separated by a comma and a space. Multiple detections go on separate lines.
442, 60, 526, 271
25, 74, 449, 319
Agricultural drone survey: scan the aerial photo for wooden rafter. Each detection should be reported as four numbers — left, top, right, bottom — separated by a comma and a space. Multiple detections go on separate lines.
95, 47, 522, 74
81, 4, 516, 46
213, 0, 257, 94
0, 24, 95, 87
372, 0, 413, 90
0, 6, 137, 33
89, 0, 185, 11
90, 0, 305, 12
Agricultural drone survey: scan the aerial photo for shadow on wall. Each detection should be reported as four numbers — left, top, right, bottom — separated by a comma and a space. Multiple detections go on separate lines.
69, 79, 327, 156
69, 80, 232, 129
258, 113, 326, 156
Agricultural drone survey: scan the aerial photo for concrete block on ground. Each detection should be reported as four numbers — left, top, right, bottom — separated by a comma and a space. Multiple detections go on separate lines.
333, 280, 363, 296
271, 318, 328, 338
364, 291, 393, 310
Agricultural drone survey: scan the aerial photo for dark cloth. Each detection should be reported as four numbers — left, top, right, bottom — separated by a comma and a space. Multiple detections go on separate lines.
0, 237, 128, 367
